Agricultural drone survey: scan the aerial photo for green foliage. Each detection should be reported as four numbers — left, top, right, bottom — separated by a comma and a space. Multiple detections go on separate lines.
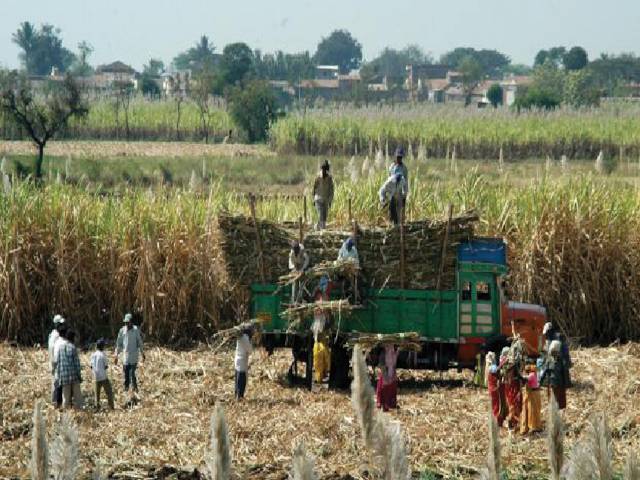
254, 50, 315, 82
360, 45, 432, 88
487, 84, 503, 108
513, 86, 561, 110
143, 58, 165, 77
534, 47, 566, 68
0, 73, 88, 177
140, 76, 161, 97
220, 43, 255, 86
563, 70, 599, 107
12, 22, 75, 75
172, 35, 217, 72
441, 47, 510, 78
587, 53, 640, 97
459, 56, 484, 105
563, 46, 589, 71
314, 29, 363, 74
228, 80, 279, 142
69, 41, 94, 77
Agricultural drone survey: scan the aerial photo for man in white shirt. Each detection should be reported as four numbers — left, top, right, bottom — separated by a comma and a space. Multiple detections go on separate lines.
379, 174, 408, 225
91, 338, 114, 410
115, 313, 144, 395
48, 314, 65, 407
234, 328, 253, 399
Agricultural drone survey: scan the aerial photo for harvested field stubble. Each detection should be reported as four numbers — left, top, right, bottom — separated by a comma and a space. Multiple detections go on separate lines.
1, 344, 639, 478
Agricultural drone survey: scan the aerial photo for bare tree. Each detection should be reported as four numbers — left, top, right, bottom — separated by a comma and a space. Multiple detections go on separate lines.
191, 69, 217, 144
0, 72, 88, 180
112, 80, 134, 140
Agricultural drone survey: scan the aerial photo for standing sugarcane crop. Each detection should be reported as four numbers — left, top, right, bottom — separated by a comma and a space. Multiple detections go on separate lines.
312, 160, 334, 230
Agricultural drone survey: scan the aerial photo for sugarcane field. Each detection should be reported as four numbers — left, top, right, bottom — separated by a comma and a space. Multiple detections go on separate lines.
2, 5, 640, 479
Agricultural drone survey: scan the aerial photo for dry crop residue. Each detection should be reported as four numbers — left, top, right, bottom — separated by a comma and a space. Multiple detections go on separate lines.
1, 344, 638, 479
0, 140, 273, 159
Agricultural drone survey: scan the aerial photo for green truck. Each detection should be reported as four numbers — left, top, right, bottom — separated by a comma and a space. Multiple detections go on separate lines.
250, 237, 547, 389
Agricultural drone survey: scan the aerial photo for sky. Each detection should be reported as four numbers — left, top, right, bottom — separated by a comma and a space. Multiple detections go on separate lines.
1, 0, 640, 71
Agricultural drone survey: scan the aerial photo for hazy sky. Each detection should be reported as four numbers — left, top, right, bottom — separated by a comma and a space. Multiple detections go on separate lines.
1, 0, 639, 71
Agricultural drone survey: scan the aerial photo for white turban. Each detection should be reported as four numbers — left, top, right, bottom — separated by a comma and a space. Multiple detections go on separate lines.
543, 322, 553, 335
53, 314, 64, 324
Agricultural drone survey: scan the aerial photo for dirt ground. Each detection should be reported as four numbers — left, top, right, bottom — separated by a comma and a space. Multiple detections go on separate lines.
1, 343, 639, 479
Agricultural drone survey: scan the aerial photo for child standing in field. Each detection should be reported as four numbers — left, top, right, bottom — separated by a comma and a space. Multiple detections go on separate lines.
520, 364, 542, 434
91, 338, 114, 410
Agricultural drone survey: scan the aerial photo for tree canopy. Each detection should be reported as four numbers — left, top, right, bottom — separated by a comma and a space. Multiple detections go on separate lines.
563, 46, 588, 71
440, 47, 510, 78
12, 22, 75, 75
314, 29, 363, 74
254, 50, 315, 83
0, 73, 88, 179
220, 43, 254, 86
534, 47, 566, 68
172, 36, 218, 72
227, 80, 279, 142
487, 83, 503, 108
360, 45, 433, 87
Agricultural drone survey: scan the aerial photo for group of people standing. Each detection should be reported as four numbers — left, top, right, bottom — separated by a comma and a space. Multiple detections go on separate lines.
311, 147, 410, 229
47, 313, 144, 410
486, 322, 572, 434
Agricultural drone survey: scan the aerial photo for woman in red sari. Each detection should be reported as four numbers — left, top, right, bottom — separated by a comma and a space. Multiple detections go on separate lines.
485, 352, 506, 426
499, 347, 523, 430
376, 344, 399, 411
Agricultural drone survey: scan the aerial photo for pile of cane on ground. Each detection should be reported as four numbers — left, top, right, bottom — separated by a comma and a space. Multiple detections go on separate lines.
1, 342, 639, 479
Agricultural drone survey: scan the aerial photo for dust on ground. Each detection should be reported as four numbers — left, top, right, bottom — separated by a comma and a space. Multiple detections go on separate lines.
1, 343, 639, 479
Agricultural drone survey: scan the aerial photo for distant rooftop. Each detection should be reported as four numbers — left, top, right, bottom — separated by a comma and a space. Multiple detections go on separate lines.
96, 61, 136, 74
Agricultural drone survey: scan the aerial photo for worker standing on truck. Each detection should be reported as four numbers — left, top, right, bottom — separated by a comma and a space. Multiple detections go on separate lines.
379, 174, 408, 225
312, 160, 334, 230
289, 240, 310, 304
337, 236, 361, 303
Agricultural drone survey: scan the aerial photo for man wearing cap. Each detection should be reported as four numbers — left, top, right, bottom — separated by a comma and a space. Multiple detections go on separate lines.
48, 314, 66, 407
378, 174, 408, 225
312, 160, 334, 230
115, 313, 145, 396
389, 147, 409, 192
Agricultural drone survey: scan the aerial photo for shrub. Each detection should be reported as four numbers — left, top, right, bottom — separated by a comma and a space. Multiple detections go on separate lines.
227, 80, 279, 143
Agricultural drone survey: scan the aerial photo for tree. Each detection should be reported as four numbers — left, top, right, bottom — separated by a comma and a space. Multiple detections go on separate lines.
227, 80, 279, 142
563, 70, 599, 107
70, 41, 94, 77
534, 47, 566, 68
143, 58, 165, 77
563, 46, 588, 71
441, 47, 510, 78
360, 45, 434, 88
112, 81, 134, 138
220, 43, 254, 86
140, 76, 161, 97
487, 83, 503, 108
173, 36, 217, 72
513, 86, 561, 110
190, 69, 218, 143
12, 22, 75, 75
314, 29, 363, 74
459, 56, 483, 106
0, 73, 88, 179
588, 53, 640, 96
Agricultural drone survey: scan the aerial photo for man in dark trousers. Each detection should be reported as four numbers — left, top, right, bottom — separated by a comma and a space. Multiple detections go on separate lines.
312, 160, 334, 230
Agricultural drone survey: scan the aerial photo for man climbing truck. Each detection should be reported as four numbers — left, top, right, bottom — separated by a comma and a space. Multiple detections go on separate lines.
217, 210, 547, 389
